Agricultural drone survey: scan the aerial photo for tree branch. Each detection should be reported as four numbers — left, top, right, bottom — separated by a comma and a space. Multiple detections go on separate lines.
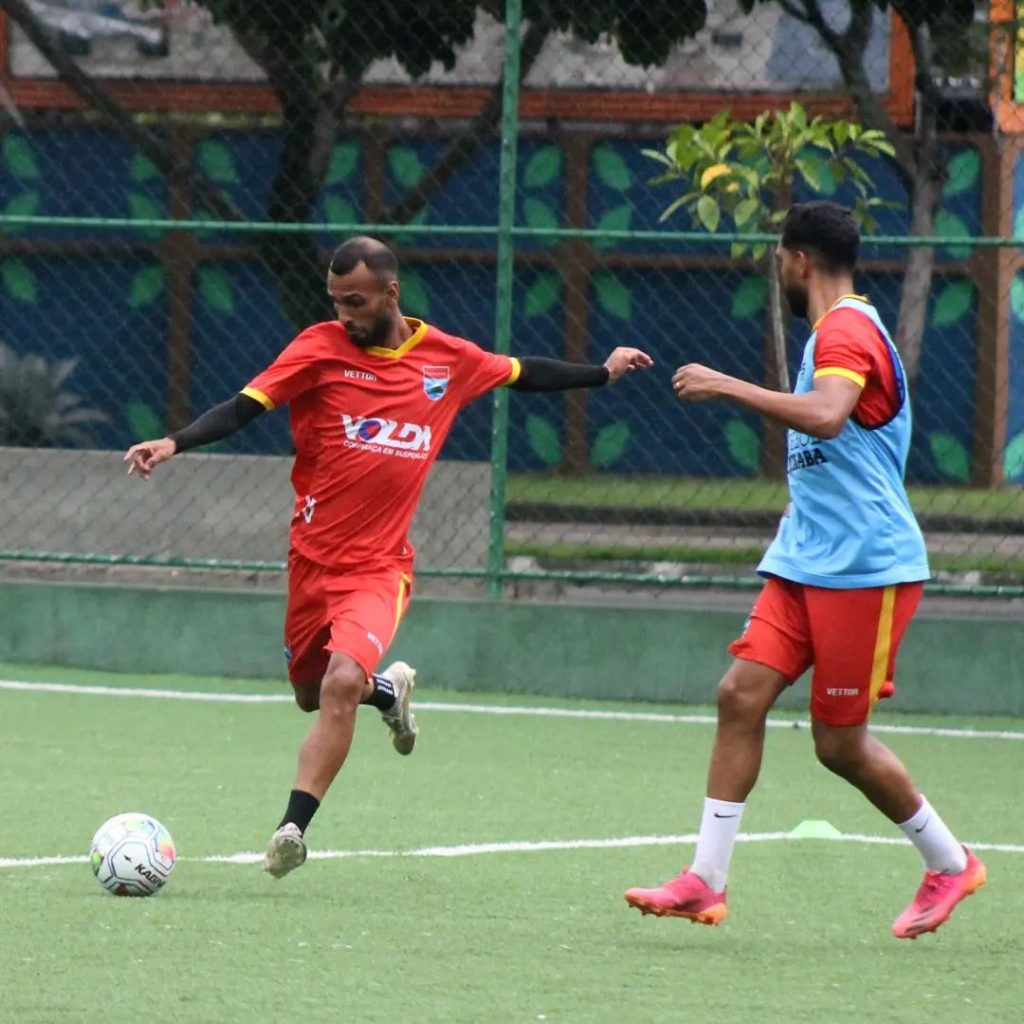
797, 0, 841, 50
776, 0, 811, 27
381, 19, 550, 225
0, 0, 244, 222
798, 0, 916, 188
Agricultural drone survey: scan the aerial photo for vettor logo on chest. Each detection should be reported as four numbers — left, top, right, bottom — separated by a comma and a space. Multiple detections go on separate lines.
341, 414, 432, 455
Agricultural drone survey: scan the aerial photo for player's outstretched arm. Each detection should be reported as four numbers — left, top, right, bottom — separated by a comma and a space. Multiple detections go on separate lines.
672, 363, 861, 439
123, 393, 266, 479
510, 348, 653, 392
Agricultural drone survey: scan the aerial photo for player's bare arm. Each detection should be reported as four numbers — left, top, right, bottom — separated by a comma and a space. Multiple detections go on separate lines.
672, 365, 861, 439
510, 347, 653, 392
123, 392, 266, 479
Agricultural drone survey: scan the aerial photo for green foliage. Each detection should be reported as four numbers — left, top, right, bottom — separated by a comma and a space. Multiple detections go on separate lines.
0, 343, 108, 447
2, 135, 40, 179
398, 268, 431, 317
326, 142, 360, 185
646, 103, 896, 257
125, 400, 164, 441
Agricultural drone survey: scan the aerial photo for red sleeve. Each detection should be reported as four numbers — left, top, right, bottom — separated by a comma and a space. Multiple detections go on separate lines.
815, 306, 900, 427
813, 307, 878, 387
241, 327, 323, 410
454, 340, 521, 407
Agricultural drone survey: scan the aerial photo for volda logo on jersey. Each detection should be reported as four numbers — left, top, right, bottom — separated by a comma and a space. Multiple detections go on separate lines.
422, 365, 450, 401
341, 414, 432, 459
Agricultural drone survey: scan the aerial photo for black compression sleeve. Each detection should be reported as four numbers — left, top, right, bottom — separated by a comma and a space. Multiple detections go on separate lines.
510, 356, 610, 392
169, 393, 265, 453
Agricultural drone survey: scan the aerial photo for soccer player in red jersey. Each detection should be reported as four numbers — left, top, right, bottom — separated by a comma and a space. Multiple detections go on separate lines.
125, 236, 652, 877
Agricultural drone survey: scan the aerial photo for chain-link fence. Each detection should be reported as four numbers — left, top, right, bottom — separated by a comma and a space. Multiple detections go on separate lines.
1, 0, 1020, 597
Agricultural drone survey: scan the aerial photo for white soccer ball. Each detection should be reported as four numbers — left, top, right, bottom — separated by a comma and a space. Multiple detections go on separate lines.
89, 813, 176, 897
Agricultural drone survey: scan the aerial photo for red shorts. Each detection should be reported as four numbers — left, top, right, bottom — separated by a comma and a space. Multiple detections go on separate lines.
284, 549, 412, 685
728, 577, 923, 726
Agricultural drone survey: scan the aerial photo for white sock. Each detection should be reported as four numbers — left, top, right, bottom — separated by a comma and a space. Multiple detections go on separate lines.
898, 796, 968, 874
690, 797, 745, 891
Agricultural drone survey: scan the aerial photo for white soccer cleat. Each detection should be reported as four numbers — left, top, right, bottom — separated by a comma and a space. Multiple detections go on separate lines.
262, 823, 307, 879
380, 660, 418, 755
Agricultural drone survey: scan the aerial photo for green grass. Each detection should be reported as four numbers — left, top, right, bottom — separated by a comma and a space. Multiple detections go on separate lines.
508, 473, 1024, 519
1, 663, 1021, 1024
506, 540, 1024, 577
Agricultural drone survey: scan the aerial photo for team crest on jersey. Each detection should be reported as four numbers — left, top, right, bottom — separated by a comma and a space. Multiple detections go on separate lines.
422, 365, 450, 401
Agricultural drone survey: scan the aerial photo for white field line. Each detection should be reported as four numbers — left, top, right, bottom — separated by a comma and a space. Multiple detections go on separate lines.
1, 678, 1022, 742
2, 831, 1023, 871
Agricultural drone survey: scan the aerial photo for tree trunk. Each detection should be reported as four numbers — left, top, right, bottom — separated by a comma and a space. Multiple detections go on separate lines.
895, 173, 942, 384
761, 250, 790, 479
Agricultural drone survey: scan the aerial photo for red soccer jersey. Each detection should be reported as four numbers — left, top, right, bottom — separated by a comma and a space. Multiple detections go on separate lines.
813, 304, 901, 428
242, 318, 520, 571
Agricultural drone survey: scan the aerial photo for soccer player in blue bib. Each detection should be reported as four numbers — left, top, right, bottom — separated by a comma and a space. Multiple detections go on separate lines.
624, 202, 986, 939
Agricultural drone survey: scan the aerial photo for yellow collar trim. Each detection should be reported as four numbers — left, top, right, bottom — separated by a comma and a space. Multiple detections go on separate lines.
813, 293, 869, 332
365, 318, 430, 359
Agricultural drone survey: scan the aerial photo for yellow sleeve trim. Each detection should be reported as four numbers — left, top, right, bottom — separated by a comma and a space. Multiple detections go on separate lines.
241, 386, 275, 411
814, 367, 866, 388
505, 357, 522, 386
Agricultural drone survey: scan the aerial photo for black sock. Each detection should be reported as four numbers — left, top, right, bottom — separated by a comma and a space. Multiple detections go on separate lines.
278, 789, 320, 833
365, 673, 397, 711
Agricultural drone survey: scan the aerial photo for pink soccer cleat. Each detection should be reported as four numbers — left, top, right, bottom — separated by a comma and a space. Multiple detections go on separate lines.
624, 868, 727, 925
892, 847, 987, 939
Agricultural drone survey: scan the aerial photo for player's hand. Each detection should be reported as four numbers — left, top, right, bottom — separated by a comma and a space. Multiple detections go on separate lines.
672, 363, 731, 403
123, 437, 177, 480
604, 347, 654, 384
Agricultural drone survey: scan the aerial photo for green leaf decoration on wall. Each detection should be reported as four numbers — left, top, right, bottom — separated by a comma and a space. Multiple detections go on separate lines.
324, 196, 357, 226
594, 203, 633, 250
524, 272, 562, 318
931, 280, 975, 328
326, 142, 359, 185
591, 422, 630, 469
128, 265, 166, 309
1004, 431, 1024, 480
398, 268, 430, 317
725, 418, 760, 472
389, 145, 425, 189
731, 276, 768, 319
523, 145, 562, 189
3, 135, 40, 179
593, 271, 632, 320
129, 154, 160, 182
943, 149, 981, 198
526, 413, 562, 466
934, 210, 972, 260
198, 140, 239, 183
929, 431, 970, 483
1, 259, 38, 303
592, 145, 632, 190
1012, 276, 1024, 322
126, 400, 163, 440
522, 197, 559, 243
198, 265, 235, 315
1, 191, 40, 233
127, 192, 164, 239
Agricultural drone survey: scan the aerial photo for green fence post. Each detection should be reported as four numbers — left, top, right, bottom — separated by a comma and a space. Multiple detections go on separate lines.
486, 0, 523, 598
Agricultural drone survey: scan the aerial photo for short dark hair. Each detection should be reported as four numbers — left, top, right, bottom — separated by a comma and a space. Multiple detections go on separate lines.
780, 201, 859, 273
329, 236, 399, 279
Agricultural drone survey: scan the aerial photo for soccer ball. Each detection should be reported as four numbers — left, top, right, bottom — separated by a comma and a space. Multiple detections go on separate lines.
89, 813, 176, 897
